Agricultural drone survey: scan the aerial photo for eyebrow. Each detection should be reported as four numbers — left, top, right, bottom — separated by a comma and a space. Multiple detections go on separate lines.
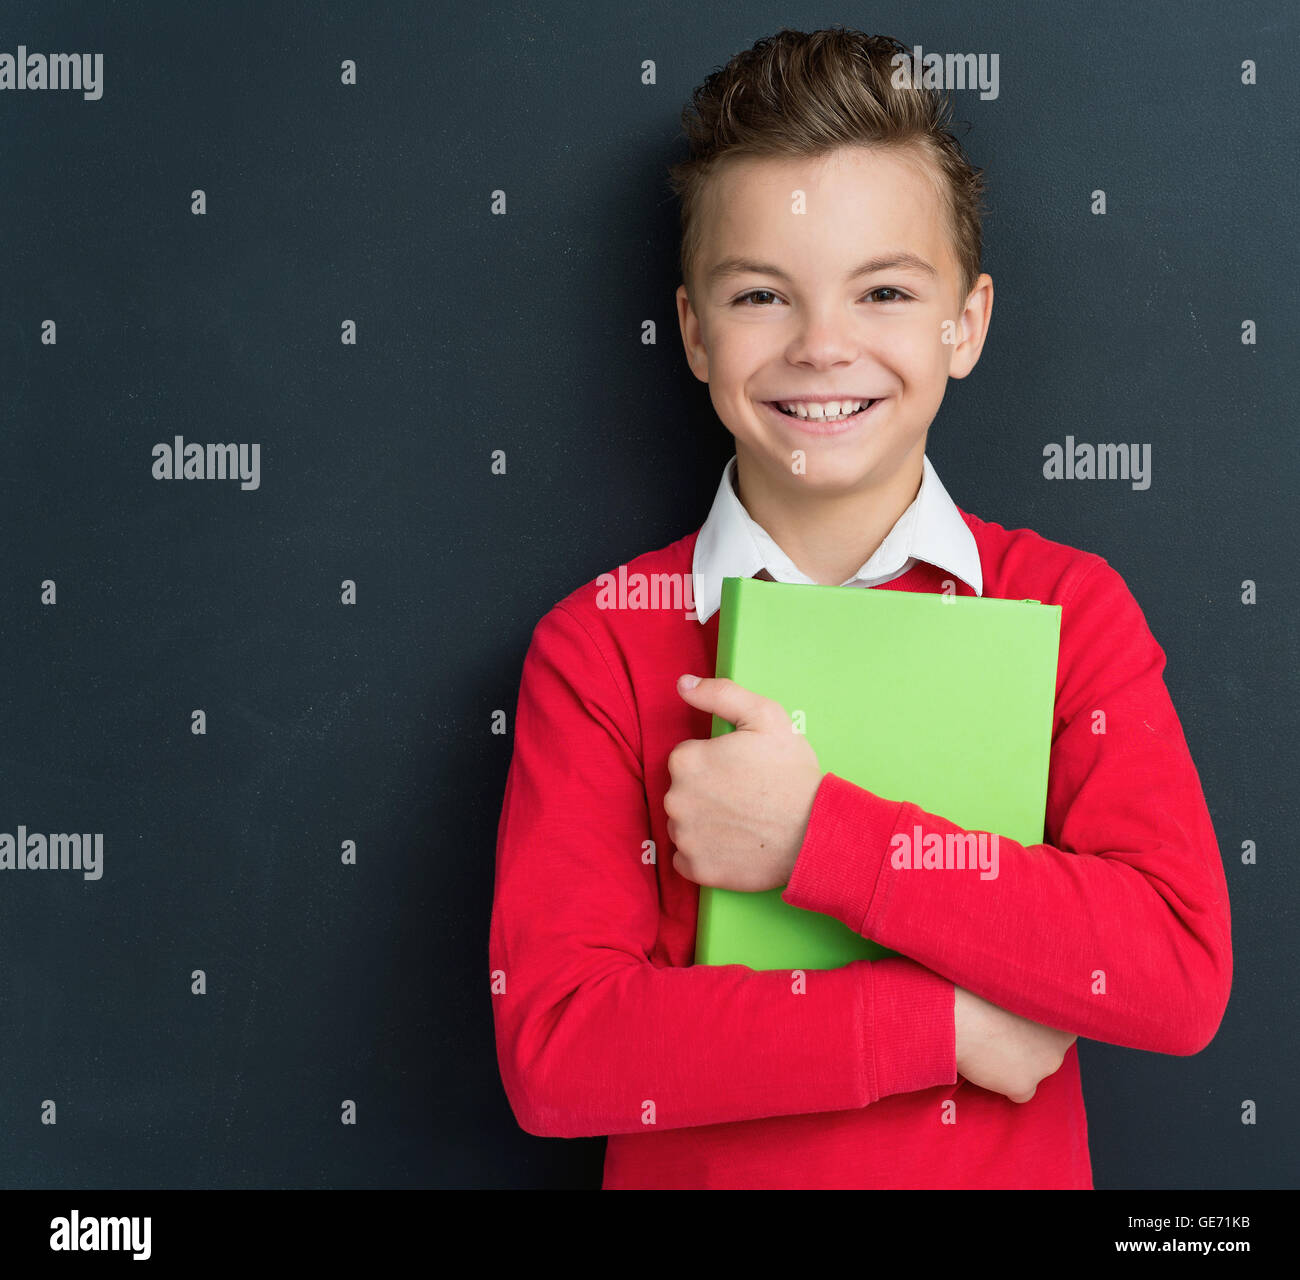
706, 252, 939, 287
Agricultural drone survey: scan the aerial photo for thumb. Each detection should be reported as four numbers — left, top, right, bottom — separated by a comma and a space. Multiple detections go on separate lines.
675, 674, 787, 733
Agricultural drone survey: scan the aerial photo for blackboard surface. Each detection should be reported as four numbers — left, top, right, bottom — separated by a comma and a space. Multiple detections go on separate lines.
0, 0, 1294, 1191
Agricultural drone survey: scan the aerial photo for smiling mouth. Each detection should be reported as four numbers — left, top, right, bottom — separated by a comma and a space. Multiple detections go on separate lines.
764, 399, 880, 424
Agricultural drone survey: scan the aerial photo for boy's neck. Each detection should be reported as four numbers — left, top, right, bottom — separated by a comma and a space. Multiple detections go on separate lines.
732, 444, 925, 586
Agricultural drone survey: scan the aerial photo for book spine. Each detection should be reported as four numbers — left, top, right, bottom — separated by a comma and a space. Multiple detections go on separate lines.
694, 577, 742, 963
710, 577, 741, 740
693, 872, 714, 964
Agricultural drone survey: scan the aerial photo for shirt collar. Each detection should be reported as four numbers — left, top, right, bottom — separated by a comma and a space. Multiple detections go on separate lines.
690, 453, 983, 624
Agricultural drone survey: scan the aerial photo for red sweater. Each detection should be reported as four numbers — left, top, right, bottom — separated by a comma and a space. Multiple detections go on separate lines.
489, 512, 1233, 1189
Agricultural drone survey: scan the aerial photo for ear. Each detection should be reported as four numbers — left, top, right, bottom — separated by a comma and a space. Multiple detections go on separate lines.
676, 283, 710, 383
948, 273, 994, 380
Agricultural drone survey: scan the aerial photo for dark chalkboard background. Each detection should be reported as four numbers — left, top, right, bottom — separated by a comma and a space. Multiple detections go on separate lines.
0, 0, 1295, 1190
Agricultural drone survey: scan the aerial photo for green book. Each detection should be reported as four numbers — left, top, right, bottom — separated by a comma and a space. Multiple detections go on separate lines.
694, 576, 1062, 970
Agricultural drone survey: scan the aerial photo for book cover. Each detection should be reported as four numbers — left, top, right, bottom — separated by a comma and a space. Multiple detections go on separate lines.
694, 576, 1062, 970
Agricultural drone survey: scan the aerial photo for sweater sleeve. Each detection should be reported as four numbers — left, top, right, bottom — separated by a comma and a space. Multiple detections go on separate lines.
781, 558, 1232, 1057
490, 602, 956, 1139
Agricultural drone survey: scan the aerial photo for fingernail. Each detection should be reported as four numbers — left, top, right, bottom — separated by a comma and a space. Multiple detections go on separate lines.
679, 673, 700, 689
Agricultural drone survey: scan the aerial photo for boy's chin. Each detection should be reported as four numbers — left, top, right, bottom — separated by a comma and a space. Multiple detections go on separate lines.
741, 438, 905, 488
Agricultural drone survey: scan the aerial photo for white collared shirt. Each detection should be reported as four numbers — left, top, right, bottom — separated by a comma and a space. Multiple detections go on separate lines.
690, 453, 983, 624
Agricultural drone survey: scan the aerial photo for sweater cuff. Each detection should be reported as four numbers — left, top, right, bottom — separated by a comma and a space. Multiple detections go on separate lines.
782, 772, 904, 937
868, 957, 958, 1100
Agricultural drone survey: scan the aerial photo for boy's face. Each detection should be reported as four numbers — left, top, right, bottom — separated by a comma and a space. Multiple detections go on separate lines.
676, 145, 992, 500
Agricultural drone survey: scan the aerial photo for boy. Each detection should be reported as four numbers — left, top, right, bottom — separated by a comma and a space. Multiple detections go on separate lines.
489, 27, 1232, 1189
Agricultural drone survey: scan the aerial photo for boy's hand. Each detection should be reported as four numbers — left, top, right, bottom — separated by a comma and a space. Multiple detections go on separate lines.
667, 674, 824, 891
954, 986, 1077, 1103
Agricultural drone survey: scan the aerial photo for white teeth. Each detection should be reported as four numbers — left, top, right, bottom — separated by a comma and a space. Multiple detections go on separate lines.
775, 399, 871, 420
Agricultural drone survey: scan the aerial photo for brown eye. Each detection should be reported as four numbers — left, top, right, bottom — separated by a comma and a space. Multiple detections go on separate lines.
735, 289, 779, 306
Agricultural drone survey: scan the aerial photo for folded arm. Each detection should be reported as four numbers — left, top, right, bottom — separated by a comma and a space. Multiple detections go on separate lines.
782, 558, 1233, 1056
490, 603, 956, 1139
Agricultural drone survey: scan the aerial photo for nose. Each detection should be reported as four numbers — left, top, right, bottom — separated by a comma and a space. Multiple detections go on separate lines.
783, 304, 864, 368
